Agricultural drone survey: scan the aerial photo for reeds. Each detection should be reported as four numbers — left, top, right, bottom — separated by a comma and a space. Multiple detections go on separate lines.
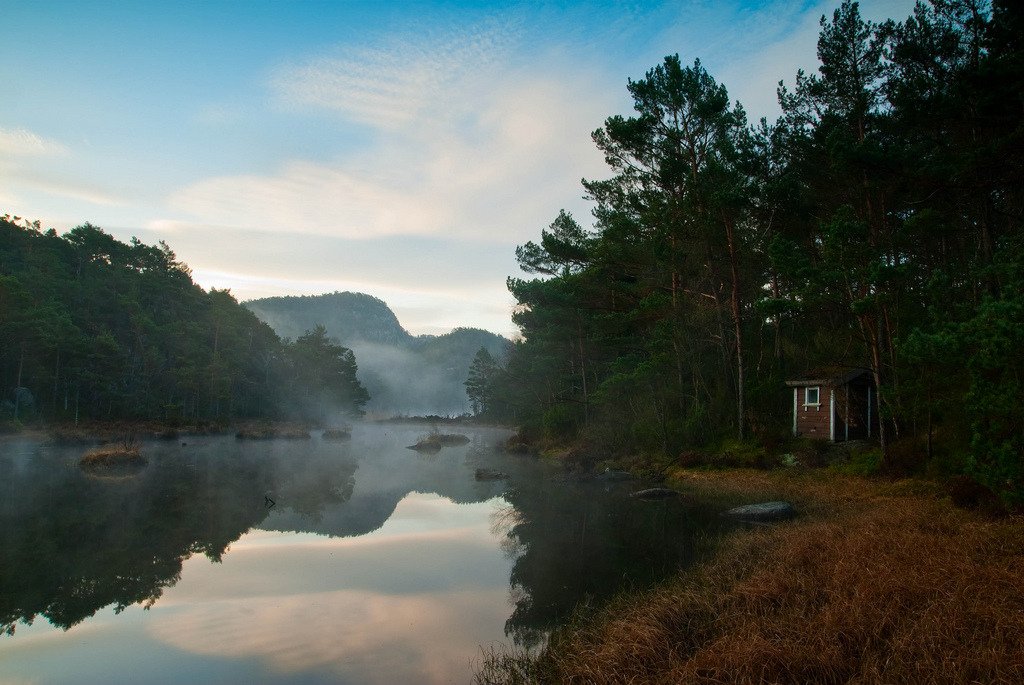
480, 470, 1024, 684
475, 645, 543, 685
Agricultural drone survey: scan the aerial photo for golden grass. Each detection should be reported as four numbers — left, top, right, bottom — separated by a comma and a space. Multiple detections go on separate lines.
435, 432, 470, 446
483, 470, 1024, 684
80, 445, 146, 468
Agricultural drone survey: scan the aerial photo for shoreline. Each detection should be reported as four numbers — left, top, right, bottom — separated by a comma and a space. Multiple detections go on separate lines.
0, 416, 513, 445
478, 467, 1024, 684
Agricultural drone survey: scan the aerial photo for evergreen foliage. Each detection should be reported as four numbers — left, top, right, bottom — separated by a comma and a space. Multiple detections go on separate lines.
485, 0, 1023, 504
0, 217, 368, 425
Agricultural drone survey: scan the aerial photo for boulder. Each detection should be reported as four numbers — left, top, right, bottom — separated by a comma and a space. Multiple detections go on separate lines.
629, 487, 680, 500
475, 468, 507, 481
723, 501, 795, 521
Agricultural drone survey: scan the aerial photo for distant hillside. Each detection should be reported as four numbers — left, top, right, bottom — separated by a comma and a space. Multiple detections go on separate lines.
245, 292, 507, 416
244, 292, 409, 346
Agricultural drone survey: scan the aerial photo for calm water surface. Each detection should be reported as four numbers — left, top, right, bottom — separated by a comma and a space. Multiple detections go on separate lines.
1, 424, 733, 684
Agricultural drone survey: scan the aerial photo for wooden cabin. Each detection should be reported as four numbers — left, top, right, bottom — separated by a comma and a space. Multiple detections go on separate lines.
785, 368, 878, 442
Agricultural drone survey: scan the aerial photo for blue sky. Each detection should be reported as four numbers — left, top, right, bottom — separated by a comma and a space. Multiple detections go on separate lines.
1, 0, 913, 336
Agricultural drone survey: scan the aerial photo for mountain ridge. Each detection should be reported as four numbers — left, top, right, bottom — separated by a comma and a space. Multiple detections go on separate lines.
244, 291, 507, 416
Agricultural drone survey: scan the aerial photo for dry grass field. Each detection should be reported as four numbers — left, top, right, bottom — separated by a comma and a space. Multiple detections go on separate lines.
478, 469, 1024, 684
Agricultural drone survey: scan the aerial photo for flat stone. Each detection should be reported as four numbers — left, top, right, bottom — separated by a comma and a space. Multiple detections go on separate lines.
629, 487, 680, 500
723, 501, 795, 521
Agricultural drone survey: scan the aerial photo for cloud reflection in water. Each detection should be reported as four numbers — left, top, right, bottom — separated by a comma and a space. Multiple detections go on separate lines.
147, 493, 513, 684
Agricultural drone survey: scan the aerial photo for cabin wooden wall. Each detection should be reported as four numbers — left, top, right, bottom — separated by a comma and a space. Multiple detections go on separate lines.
795, 385, 831, 439
794, 378, 877, 442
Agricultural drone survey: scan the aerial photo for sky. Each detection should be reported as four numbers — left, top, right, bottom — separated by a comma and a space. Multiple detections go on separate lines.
1, 0, 914, 337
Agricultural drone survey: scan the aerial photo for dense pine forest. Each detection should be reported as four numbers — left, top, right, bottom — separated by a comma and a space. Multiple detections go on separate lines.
472, 1, 1022, 504
0, 217, 368, 426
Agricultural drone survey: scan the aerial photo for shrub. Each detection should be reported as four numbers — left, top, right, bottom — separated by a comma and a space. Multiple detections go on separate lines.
714, 439, 770, 469
884, 436, 929, 475
677, 450, 703, 468
542, 404, 578, 440
947, 475, 1005, 516
833, 447, 882, 476
791, 438, 832, 468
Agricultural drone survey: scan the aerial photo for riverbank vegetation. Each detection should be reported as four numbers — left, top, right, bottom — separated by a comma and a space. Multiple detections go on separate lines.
477, 468, 1024, 684
0, 219, 368, 429
234, 424, 312, 440
468, 0, 1024, 509
475, 3, 1024, 676
408, 430, 472, 451
79, 435, 146, 469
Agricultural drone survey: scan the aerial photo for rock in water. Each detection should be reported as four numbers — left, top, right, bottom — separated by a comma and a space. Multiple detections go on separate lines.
596, 469, 634, 482
723, 501, 795, 521
475, 468, 507, 481
629, 487, 679, 500
407, 442, 442, 452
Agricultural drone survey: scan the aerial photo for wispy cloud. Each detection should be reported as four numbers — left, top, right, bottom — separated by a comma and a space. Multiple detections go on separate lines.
0, 127, 67, 157
18, 178, 124, 207
168, 161, 429, 239
272, 21, 519, 130
165, 19, 609, 243
0, 127, 126, 209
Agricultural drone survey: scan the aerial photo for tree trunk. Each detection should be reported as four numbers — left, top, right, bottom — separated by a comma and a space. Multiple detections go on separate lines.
771, 273, 782, 362
14, 343, 24, 419
863, 314, 889, 464
52, 349, 61, 414
724, 215, 745, 441
576, 318, 589, 424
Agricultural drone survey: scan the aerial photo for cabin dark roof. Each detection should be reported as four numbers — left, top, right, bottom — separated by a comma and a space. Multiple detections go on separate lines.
784, 367, 872, 387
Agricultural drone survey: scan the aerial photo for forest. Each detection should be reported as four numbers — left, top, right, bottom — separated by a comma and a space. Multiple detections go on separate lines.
468, 0, 1023, 505
0, 217, 368, 426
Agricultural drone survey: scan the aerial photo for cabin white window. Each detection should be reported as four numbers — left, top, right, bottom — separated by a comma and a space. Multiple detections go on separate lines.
804, 386, 820, 407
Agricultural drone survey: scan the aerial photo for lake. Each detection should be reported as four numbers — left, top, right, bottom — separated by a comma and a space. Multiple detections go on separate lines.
0, 423, 734, 684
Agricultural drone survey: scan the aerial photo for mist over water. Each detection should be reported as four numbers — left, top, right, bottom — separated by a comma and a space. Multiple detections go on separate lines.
244, 292, 508, 417
1, 424, 735, 683
350, 340, 471, 416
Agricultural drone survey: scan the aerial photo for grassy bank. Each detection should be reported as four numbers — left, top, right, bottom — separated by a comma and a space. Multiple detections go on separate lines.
478, 469, 1024, 684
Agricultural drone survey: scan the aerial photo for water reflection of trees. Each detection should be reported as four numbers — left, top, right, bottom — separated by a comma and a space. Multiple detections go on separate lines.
3, 428, 730, 649
489, 504, 526, 560
497, 479, 731, 648
0, 442, 358, 635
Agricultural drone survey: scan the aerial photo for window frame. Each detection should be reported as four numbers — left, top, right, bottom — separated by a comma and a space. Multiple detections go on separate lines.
804, 386, 821, 407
